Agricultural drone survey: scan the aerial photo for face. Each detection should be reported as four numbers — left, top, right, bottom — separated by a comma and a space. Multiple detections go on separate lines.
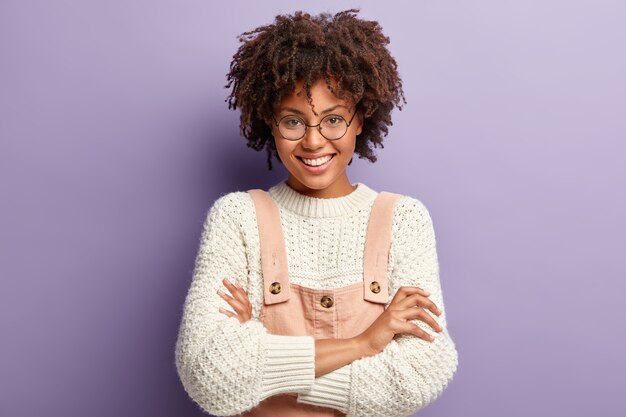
269, 77, 363, 198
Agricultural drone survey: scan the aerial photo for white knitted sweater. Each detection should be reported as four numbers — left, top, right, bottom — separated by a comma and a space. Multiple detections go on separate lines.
175, 180, 459, 417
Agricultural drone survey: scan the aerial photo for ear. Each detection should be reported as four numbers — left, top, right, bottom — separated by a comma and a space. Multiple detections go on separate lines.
355, 110, 364, 136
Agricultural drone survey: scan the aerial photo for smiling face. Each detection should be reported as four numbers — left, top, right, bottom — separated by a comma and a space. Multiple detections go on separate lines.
270, 77, 363, 198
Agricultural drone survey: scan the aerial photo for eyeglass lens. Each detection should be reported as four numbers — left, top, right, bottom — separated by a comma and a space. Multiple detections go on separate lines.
278, 114, 348, 141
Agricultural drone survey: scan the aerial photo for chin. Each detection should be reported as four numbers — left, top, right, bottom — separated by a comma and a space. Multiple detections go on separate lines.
293, 170, 343, 188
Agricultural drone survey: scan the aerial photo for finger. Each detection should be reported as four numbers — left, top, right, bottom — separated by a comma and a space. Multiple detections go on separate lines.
218, 307, 236, 318
220, 279, 248, 305
403, 307, 442, 333
222, 278, 250, 304
398, 293, 441, 317
390, 286, 430, 304
217, 289, 248, 314
400, 321, 436, 342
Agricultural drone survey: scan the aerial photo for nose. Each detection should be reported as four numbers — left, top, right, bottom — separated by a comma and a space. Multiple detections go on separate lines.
300, 125, 326, 151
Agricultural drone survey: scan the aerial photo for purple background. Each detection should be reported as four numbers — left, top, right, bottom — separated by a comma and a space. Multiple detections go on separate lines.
1, 1, 625, 416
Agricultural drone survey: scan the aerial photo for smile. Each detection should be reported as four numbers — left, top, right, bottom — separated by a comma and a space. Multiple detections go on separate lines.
296, 154, 336, 173
300, 154, 334, 166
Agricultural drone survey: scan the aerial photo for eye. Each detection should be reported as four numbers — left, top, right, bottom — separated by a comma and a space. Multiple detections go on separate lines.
281, 117, 304, 129
323, 116, 344, 127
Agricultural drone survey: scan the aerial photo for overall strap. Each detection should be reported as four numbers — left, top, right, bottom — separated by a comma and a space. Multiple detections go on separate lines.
363, 191, 403, 304
247, 189, 290, 305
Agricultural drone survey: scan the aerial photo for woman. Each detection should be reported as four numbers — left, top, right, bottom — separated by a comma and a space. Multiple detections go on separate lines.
175, 9, 458, 417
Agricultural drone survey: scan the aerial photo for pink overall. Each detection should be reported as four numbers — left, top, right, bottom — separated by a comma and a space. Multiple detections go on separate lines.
239, 188, 402, 417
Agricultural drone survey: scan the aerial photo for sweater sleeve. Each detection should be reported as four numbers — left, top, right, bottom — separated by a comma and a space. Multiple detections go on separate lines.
175, 193, 316, 417
296, 196, 459, 417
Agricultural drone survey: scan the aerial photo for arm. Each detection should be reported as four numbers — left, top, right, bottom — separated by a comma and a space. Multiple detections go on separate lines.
297, 197, 459, 417
175, 193, 316, 416
314, 338, 370, 377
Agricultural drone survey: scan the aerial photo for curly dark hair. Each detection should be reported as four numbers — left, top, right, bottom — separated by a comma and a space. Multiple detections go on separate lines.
224, 8, 406, 170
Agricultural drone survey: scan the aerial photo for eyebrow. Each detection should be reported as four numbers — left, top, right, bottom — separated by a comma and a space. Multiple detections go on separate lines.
278, 104, 347, 116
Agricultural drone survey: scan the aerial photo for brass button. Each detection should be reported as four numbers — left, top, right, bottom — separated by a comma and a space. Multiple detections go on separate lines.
320, 295, 334, 308
369, 281, 381, 294
269, 281, 281, 294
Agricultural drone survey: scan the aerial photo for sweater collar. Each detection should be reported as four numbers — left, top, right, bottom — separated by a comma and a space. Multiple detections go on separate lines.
268, 180, 378, 218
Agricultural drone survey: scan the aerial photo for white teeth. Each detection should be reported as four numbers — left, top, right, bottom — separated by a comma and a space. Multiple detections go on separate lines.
301, 155, 333, 166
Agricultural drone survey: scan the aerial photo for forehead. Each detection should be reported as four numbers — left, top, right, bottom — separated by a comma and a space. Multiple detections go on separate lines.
276, 77, 353, 111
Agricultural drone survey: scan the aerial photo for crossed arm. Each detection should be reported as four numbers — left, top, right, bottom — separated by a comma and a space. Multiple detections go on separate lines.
215, 196, 459, 416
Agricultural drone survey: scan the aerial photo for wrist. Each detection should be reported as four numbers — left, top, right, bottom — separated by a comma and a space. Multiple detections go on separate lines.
352, 334, 378, 358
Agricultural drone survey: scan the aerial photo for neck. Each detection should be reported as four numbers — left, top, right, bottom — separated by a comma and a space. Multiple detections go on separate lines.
286, 174, 357, 199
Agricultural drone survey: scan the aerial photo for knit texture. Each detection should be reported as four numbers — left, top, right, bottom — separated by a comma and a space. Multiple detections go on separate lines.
175, 180, 459, 417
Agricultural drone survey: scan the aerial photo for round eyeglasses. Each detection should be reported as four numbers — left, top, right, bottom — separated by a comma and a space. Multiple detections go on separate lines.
272, 107, 359, 141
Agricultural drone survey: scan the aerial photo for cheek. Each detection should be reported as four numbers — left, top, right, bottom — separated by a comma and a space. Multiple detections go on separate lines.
340, 136, 357, 155
274, 139, 296, 160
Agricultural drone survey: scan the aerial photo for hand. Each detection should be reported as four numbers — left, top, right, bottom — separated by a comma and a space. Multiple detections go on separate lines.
216, 277, 252, 323
354, 286, 443, 356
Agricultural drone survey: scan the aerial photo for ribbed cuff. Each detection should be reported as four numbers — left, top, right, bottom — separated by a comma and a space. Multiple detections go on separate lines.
259, 334, 316, 400
296, 365, 351, 414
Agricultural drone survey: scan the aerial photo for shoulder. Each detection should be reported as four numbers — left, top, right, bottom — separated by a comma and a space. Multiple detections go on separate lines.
389, 193, 434, 228
386, 192, 437, 249
204, 190, 256, 227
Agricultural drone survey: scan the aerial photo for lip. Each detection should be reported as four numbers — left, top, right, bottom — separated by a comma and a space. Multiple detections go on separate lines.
297, 153, 336, 159
296, 154, 336, 174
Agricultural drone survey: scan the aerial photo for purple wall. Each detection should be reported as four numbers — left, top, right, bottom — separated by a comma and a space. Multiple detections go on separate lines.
1, 1, 624, 416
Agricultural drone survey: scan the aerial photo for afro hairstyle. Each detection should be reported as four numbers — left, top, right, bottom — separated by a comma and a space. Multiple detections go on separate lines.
225, 8, 406, 170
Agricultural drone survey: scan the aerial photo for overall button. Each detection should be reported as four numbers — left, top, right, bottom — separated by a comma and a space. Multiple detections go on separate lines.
369, 281, 381, 293
269, 282, 281, 294
320, 295, 334, 308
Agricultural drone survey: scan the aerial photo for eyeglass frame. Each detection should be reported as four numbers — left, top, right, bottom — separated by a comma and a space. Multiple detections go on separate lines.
271, 106, 359, 141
